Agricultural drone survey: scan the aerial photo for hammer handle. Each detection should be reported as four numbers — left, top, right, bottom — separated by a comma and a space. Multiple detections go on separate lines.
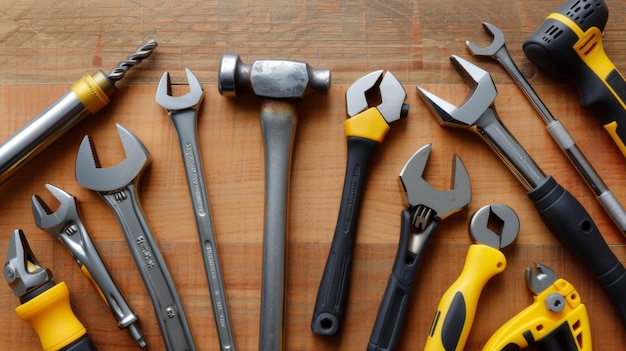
311, 136, 378, 336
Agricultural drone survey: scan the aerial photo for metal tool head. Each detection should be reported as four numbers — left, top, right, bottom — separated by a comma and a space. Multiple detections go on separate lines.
4, 229, 52, 298
75, 124, 150, 192
469, 204, 519, 249
526, 262, 559, 295
416, 55, 497, 128
155, 68, 205, 111
466, 22, 506, 57
346, 70, 409, 123
399, 144, 471, 220
32, 184, 79, 237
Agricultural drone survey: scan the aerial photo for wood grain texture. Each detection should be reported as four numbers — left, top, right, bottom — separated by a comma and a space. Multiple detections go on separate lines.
2, 0, 626, 350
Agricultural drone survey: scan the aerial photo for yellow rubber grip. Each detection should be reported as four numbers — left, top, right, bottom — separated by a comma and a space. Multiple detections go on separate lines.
70, 71, 116, 114
344, 107, 389, 143
14, 282, 87, 351
425, 244, 506, 351
604, 121, 626, 158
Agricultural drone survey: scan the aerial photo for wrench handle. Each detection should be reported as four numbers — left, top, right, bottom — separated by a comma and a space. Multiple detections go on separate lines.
312, 136, 378, 336
528, 176, 626, 329
101, 185, 196, 351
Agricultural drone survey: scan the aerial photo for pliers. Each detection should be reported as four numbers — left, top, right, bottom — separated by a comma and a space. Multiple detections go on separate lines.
312, 70, 409, 336
368, 143, 471, 351
482, 263, 591, 351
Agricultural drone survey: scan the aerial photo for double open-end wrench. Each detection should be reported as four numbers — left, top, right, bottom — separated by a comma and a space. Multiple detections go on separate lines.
425, 204, 519, 351
312, 70, 408, 336
32, 183, 145, 347
368, 144, 471, 351
466, 22, 626, 237
417, 55, 626, 329
75, 124, 196, 351
156, 68, 236, 351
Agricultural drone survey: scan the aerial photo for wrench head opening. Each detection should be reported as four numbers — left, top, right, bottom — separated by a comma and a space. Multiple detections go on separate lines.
75, 124, 150, 192
155, 68, 205, 111
466, 22, 506, 57
526, 262, 559, 295
346, 70, 409, 123
32, 184, 79, 237
416, 55, 497, 129
399, 143, 471, 220
469, 204, 519, 249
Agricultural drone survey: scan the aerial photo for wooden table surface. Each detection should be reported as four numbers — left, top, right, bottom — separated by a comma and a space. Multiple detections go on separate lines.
2, 0, 626, 350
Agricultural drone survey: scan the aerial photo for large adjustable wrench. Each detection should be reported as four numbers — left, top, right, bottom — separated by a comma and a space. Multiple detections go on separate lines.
75, 124, 196, 351
156, 68, 236, 351
367, 144, 471, 351
417, 55, 626, 329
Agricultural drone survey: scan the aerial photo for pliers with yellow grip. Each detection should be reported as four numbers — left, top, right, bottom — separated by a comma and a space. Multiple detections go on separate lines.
312, 70, 408, 336
482, 263, 591, 351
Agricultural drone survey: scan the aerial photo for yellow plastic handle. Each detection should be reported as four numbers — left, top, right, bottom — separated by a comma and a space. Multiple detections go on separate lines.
425, 244, 506, 351
14, 282, 87, 351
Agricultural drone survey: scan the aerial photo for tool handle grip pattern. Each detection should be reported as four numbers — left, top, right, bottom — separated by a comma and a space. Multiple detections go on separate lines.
311, 137, 378, 336
528, 176, 626, 329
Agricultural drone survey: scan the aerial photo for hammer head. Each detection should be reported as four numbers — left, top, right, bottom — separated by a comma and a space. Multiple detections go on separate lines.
416, 55, 497, 128
218, 53, 331, 99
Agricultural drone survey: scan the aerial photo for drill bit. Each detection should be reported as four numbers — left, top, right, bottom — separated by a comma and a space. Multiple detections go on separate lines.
0, 39, 158, 186
107, 39, 158, 83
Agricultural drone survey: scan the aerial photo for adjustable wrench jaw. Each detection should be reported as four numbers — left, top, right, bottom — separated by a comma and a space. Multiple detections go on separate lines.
75, 124, 149, 192
155, 68, 205, 112
346, 69, 409, 124
32, 184, 80, 237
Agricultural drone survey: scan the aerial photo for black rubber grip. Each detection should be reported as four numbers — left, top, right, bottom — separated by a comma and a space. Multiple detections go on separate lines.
311, 136, 379, 336
528, 176, 626, 329
367, 210, 438, 351
60, 334, 98, 351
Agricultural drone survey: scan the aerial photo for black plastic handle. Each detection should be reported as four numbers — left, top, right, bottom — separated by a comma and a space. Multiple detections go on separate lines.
367, 210, 438, 351
311, 136, 379, 336
60, 334, 98, 351
528, 176, 626, 329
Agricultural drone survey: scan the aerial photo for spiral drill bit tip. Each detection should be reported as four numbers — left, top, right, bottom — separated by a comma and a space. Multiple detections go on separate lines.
107, 39, 158, 83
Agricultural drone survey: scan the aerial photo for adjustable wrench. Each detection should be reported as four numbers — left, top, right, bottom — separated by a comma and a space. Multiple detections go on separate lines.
425, 204, 518, 351
466, 22, 626, 237
417, 55, 626, 329
368, 144, 471, 351
156, 68, 236, 351
32, 183, 145, 348
75, 124, 196, 351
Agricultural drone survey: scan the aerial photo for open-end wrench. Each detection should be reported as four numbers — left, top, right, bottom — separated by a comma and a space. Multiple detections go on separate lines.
417, 55, 626, 329
75, 124, 196, 351
466, 21, 626, 237
368, 144, 471, 351
32, 183, 145, 348
156, 68, 236, 351
425, 204, 519, 351
312, 70, 408, 336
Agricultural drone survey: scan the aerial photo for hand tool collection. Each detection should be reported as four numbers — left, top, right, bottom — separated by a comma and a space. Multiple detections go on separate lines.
4, 0, 626, 349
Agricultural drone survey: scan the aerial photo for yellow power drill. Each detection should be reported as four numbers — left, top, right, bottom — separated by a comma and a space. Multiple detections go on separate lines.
523, 0, 626, 157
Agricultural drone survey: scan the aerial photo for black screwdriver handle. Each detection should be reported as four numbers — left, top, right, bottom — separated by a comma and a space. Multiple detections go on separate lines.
368, 210, 438, 351
528, 176, 626, 329
311, 136, 379, 336
60, 334, 98, 351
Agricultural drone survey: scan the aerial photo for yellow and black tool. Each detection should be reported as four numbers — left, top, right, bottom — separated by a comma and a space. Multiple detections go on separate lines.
424, 204, 519, 351
482, 263, 591, 351
3, 229, 97, 351
523, 0, 626, 157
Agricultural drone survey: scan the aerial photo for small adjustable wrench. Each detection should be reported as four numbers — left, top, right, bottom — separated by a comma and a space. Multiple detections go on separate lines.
156, 68, 236, 351
75, 124, 196, 351
32, 183, 145, 347
312, 70, 408, 336
367, 143, 471, 351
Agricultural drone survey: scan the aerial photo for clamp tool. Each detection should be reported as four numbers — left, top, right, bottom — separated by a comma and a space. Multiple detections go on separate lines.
312, 70, 408, 336
156, 68, 236, 351
483, 263, 591, 351
467, 22, 626, 237
4, 229, 97, 351
417, 55, 626, 329
425, 204, 519, 351
367, 143, 471, 351
75, 124, 196, 351
31, 183, 145, 347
